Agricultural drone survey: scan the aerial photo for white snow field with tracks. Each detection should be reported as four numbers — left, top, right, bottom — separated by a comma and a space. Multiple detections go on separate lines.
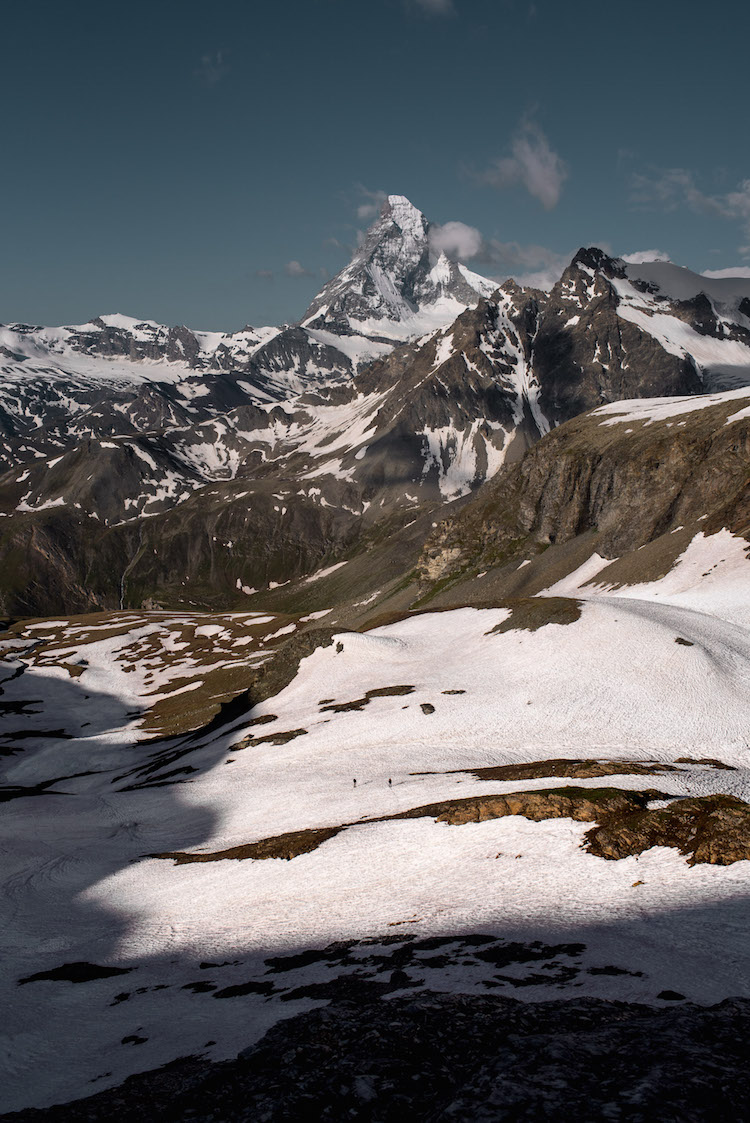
2, 532, 750, 1110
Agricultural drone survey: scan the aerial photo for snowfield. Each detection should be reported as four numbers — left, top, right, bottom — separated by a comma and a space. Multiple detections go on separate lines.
2, 532, 750, 1111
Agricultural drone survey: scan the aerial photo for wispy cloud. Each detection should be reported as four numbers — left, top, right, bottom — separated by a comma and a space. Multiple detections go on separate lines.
476, 120, 568, 210
257, 261, 328, 285
632, 168, 750, 257
481, 239, 570, 290
355, 185, 387, 220
412, 0, 455, 14
194, 49, 229, 87
284, 260, 314, 278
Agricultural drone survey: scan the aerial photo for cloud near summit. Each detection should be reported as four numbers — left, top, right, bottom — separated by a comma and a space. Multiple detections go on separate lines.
429, 221, 483, 260
428, 221, 570, 291
621, 249, 671, 264
477, 121, 568, 210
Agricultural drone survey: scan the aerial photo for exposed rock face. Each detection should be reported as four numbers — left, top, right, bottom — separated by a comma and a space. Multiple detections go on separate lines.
10, 992, 750, 1121
417, 388, 750, 587
516, 407, 750, 557
352, 295, 548, 502
531, 250, 702, 423
585, 794, 750, 866
395, 786, 666, 827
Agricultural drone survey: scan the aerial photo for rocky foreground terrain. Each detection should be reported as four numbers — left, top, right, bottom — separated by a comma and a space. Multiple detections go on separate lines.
2, 197, 750, 1118
8, 994, 750, 1121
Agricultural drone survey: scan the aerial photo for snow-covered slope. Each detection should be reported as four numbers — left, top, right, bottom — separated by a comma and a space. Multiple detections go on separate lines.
624, 259, 750, 306
2, 539, 750, 1111
614, 261, 750, 391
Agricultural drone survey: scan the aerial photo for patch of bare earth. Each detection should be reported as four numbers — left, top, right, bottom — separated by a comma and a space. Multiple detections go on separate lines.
486, 597, 582, 634
153, 825, 342, 864
674, 756, 736, 770
320, 685, 415, 713
233, 728, 307, 749
414, 758, 680, 782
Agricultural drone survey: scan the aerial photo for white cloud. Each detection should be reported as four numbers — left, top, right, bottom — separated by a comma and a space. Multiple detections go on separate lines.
701, 266, 750, 279
632, 169, 750, 257
194, 49, 229, 87
284, 260, 313, 278
255, 269, 274, 281
429, 221, 483, 260
478, 121, 568, 210
427, 222, 568, 285
621, 249, 671, 263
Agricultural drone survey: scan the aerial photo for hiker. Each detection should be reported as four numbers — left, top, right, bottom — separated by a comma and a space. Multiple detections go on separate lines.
388, 778, 392, 787
353, 778, 357, 787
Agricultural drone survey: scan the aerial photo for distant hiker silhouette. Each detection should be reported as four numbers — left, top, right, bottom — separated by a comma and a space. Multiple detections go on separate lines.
388, 778, 392, 787
353, 778, 357, 787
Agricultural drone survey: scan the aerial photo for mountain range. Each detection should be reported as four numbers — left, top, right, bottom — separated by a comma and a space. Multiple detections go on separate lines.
2, 194, 750, 620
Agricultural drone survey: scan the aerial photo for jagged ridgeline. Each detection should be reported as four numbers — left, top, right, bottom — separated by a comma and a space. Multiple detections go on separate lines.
1, 196, 750, 616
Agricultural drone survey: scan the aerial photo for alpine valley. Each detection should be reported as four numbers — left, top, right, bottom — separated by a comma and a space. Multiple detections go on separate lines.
2, 197, 750, 1119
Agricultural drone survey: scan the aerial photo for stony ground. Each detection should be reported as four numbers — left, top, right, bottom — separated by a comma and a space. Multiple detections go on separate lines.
5, 991, 750, 1121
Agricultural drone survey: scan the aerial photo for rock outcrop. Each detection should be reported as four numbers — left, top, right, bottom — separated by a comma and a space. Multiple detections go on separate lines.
417, 387, 750, 589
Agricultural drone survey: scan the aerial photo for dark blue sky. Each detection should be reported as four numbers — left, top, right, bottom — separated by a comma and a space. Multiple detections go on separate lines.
4, 0, 749, 330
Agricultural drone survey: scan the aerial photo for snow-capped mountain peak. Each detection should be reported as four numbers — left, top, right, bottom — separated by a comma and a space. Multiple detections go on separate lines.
301, 195, 494, 343
383, 192, 427, 236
